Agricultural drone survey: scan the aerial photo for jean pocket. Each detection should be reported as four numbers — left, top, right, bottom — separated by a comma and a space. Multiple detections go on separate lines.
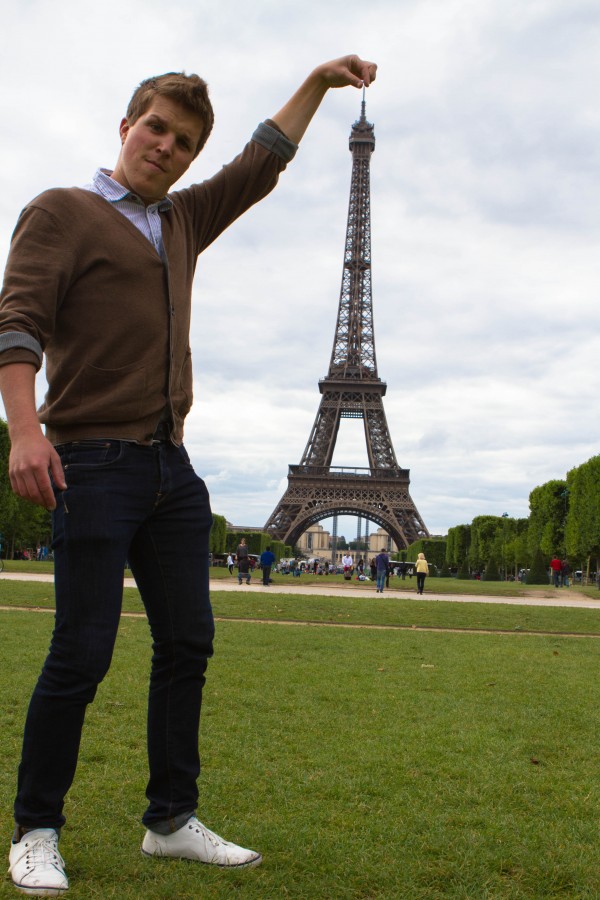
60, 440, 125, 470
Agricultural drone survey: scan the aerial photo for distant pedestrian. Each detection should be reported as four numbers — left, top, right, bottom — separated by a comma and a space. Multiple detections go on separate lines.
561, 559, 571, 588
375, 550, 389, 593
237, 539, 250, 585
369, 558, 376, 580
415, 553, 429, 595
260, 546, 276, 586
550, 556, 562, 588
227, 553, 235, 575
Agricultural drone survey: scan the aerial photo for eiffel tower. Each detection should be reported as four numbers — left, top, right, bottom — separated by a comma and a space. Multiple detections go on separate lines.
264, 96, 429, 550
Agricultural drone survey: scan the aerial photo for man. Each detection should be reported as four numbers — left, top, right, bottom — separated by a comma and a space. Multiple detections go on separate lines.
0, 55, 376, 897
375, 549, 389, 593
260, 546, 276, 586
342, 551, 353, 579
236, 537, 251, 585
550, 555, 562, 588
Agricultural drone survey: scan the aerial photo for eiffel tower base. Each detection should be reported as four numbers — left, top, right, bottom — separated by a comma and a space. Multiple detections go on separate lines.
264, 466, 428, 550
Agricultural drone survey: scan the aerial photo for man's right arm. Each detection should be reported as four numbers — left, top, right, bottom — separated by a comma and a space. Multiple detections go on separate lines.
0, 362, 66, 509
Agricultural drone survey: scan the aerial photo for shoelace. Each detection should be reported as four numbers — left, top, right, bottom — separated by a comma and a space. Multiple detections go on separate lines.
189, 822, 227, 849
18, 835, 65, 872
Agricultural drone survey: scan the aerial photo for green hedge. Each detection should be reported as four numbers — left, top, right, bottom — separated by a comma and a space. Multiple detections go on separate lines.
225, 531, 289, 560
405, 539, 447, 569
209, 514, 227, 554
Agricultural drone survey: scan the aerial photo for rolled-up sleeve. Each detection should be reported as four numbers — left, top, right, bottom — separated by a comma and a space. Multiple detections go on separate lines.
0, 332, 43, 367
252, 120, 298, 163
0, 201, 74, 371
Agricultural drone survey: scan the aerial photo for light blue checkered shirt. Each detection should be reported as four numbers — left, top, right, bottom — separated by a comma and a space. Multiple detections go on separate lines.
83, 169, 172, 261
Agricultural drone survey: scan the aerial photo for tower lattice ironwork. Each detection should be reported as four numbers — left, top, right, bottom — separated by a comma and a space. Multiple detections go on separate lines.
264, 97, 428, 550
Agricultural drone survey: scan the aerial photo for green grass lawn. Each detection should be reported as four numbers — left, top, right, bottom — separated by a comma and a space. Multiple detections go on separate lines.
1, 593, 600, 898
2, 577, 600, 637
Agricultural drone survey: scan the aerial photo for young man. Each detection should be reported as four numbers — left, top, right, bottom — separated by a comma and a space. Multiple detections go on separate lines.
0, 55, 377, 896
375, 549, 389, 593
259, 545, 276, 585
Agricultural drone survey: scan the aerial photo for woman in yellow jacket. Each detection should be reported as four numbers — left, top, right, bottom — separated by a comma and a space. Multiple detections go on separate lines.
415, 552, 429, 595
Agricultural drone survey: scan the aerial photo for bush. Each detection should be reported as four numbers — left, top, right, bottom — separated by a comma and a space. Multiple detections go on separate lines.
439, 560, 452, 578
458, 558, 471, 579
527, 548, 550, 585
483, 555, 501, 581
270, 540, 287, 562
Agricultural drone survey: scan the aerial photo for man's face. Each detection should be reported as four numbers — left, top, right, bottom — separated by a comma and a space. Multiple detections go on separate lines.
111, 96, 204, 204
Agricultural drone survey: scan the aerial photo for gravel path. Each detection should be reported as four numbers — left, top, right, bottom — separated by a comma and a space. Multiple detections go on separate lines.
2, 571, 600, 610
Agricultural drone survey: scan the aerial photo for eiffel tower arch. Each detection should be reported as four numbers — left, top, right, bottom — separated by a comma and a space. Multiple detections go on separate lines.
264, 97, 428, 550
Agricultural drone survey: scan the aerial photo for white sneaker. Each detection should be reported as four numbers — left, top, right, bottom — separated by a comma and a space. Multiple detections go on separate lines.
141, 817, 262, 869
8, 829, 68, 896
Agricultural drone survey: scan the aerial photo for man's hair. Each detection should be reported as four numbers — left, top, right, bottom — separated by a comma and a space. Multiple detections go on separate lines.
126, 72, 214, 157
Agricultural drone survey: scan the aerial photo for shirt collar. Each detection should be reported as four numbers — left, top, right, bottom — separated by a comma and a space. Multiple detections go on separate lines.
91, 168, 173, 211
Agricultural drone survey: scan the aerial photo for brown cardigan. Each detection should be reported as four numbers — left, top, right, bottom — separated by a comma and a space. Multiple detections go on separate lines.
0, 122, 295, 445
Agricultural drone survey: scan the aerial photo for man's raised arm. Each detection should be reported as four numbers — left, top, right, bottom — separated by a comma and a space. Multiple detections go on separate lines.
270, 54, 377, 145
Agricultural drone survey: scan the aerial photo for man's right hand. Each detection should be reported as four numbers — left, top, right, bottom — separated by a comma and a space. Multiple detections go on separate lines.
0, 362, 67, 509
9, 430, 67, 509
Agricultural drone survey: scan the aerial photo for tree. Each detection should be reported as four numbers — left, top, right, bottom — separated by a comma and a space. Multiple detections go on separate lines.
526, 548, 549, 585
483, 555, 500, 581
445, 524, 470, 568
270, 540, 287, 562
209, 514, 227, 554
527, 479, 568, 558
0, 418, 12, 527
504, 518, 530, 578
565, 456, 600, 577
438, 559, 451, 578
1, 419, 52, 558
469, 516, 503, 571
457, 557, 471, 579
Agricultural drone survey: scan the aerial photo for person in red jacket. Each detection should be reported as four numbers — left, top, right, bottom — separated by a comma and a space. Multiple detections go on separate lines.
550, 556, 562, 587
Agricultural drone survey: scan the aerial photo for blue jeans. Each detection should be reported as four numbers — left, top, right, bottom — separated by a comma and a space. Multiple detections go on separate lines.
14, 440, 214, 831
376, 571, 386, 591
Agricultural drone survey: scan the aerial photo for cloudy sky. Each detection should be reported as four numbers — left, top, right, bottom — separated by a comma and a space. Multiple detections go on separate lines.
1, 0, 599, 539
